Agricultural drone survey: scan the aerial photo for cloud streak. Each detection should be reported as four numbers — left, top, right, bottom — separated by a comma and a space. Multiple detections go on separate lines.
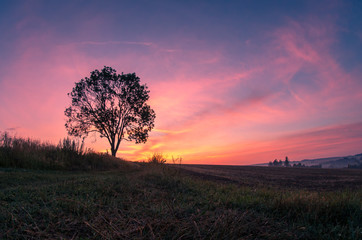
78, 41, 154, 46
0, 1, 361, 164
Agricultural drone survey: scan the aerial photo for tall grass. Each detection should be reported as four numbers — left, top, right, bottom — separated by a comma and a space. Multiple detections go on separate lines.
0, 132, 128, 170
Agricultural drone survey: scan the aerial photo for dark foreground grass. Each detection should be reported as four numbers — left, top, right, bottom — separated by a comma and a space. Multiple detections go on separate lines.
1, 165, 361, 239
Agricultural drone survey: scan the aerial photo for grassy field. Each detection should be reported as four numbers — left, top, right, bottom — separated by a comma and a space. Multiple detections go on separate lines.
1, 164, 361, 239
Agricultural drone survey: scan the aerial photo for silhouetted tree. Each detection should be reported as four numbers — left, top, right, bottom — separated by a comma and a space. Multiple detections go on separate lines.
65, 66, 156, 157
293, 163, 305, 168
273, 159, 278, 166
348, 162, 362, 169
284, 156, 290, 167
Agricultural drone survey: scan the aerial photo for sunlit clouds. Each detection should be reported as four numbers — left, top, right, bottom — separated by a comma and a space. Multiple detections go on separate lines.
0, 1, 361, 164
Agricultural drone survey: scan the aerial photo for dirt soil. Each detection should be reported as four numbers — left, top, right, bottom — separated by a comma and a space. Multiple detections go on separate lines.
174, 164, 362, 191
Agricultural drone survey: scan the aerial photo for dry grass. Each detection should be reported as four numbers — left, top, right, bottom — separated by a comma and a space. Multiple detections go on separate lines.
1, 165, 361, 239
0, 132, 133, 171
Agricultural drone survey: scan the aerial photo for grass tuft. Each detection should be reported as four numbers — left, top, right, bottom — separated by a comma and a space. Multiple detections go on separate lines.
147, 152, 167, 164
0, 132, 133, 171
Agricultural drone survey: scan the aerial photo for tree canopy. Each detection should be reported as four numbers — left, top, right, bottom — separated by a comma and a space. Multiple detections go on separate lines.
65, 66, 156, 157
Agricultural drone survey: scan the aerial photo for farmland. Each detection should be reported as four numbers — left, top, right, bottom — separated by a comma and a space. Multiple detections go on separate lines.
178, 164, 362, 191
1, 164, 361, 239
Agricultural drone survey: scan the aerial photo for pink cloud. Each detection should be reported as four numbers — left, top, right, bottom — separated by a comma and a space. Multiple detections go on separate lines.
1, 10, 362, 166
117, 18, 362, 164
78, 41, 154, 46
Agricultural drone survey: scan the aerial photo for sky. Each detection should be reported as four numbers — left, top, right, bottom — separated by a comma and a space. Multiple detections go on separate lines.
0, 0, 362, 165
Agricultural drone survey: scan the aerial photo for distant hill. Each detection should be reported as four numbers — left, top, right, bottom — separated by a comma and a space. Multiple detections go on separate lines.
255, 153, 362, 168
298, 153, 362, 168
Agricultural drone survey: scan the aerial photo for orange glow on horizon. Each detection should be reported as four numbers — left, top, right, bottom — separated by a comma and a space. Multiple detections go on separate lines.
1, 3, 362, 165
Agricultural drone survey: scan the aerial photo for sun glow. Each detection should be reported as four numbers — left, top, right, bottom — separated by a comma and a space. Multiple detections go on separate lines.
1, 1, 361, 165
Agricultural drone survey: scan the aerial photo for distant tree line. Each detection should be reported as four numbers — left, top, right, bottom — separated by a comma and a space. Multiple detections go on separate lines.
348, 163, 362, 169
268, 156, 323, 168
268, 156, 291, 167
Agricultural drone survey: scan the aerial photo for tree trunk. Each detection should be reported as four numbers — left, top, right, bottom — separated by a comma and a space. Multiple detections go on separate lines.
111, 148, 117, 157
110, 140, 117, 157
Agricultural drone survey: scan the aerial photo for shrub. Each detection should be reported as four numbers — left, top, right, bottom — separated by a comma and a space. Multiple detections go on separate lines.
147, 152, 166, 164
